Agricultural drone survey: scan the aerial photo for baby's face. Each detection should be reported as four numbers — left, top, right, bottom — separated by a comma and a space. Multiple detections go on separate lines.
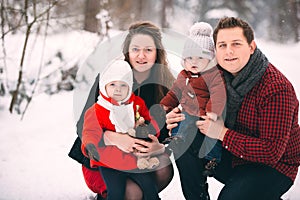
105, 81, 129, 102
184, 56, 210, 74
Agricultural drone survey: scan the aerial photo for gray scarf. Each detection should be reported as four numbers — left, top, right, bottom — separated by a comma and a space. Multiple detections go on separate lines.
222, 48, 269, 129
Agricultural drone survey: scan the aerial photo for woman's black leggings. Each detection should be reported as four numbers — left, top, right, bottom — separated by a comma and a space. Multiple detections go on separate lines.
99, 167, 160, 200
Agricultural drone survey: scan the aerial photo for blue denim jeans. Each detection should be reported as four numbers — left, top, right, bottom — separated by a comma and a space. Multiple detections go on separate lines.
171, 111, 222, 162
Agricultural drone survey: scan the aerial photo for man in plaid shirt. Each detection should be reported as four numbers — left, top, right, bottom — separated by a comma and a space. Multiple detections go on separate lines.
167, 17, 300, 200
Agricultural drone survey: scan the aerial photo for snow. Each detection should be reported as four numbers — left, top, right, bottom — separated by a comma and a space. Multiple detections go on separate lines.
1, 31, 300, 199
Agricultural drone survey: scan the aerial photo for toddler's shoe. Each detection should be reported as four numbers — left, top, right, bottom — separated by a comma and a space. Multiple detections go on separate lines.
202, 158, 218, 177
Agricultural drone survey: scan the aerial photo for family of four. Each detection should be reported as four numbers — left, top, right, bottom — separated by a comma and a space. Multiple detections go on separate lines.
68, 16, 300, 200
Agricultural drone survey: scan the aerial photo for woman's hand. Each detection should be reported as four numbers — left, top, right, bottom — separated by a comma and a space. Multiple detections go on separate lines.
133, 134, 165, 157
104, 130, 136, 153
104, 131, 165, 156
165, 107, 185, 130
196, 116, 228, 141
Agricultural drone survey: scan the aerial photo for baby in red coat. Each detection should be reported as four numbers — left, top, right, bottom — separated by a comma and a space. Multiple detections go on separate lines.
81, 59, 161, 199
82, 59, 161, 170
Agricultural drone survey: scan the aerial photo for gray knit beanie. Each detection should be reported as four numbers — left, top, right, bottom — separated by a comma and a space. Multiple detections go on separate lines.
182, 22, 215, 60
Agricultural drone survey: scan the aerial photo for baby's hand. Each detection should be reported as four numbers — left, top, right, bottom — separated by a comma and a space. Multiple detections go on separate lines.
136, 117, 145, 126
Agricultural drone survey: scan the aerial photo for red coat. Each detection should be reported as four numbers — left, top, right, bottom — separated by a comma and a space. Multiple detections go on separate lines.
81, 93, 160, 170
160, 66, 226, 117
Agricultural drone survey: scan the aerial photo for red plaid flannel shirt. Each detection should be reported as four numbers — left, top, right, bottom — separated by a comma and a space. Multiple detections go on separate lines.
223, 64, 300, 181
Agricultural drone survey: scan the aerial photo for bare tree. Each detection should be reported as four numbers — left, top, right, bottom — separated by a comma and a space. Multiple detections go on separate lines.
161, 0, 173, 28
8, 0, 58, 113
288, 0, 299, 42
0, 0, 8, 95
84, 0, 100, 32
110, 0, 133, 30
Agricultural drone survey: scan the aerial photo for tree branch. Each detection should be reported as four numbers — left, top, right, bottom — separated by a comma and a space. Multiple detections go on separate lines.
9, 0, 59, 113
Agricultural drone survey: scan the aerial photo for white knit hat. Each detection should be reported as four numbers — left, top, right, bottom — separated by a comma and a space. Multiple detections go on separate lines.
182, 22, 215, 60
99, 59, 133, 103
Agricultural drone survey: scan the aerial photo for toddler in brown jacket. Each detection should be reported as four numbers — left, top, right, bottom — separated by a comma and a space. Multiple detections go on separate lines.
160, 22, 226, 177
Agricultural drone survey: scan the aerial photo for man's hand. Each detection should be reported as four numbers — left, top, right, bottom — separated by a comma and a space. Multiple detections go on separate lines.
85, 143, 100, 161
196, 116, 228, 141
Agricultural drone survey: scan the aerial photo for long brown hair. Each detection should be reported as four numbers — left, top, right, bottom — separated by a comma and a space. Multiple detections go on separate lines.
122, 21, 175, 102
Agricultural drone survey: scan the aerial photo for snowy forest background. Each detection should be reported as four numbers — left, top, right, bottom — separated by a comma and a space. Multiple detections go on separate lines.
1, 0, 300, 116
1, 0, 300, 199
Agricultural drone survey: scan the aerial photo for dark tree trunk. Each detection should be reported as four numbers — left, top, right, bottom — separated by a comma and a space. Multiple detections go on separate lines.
84, 0, 100, 33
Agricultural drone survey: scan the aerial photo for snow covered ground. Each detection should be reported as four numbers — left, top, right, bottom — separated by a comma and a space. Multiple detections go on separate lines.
0, 31, 300, 199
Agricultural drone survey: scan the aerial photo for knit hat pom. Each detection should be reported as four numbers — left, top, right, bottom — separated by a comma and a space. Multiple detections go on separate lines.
189, 22, 213, 37
182, 22, 215, 60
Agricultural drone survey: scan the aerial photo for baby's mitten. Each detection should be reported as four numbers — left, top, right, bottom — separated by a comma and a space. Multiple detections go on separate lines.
85, 143, 100, 162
